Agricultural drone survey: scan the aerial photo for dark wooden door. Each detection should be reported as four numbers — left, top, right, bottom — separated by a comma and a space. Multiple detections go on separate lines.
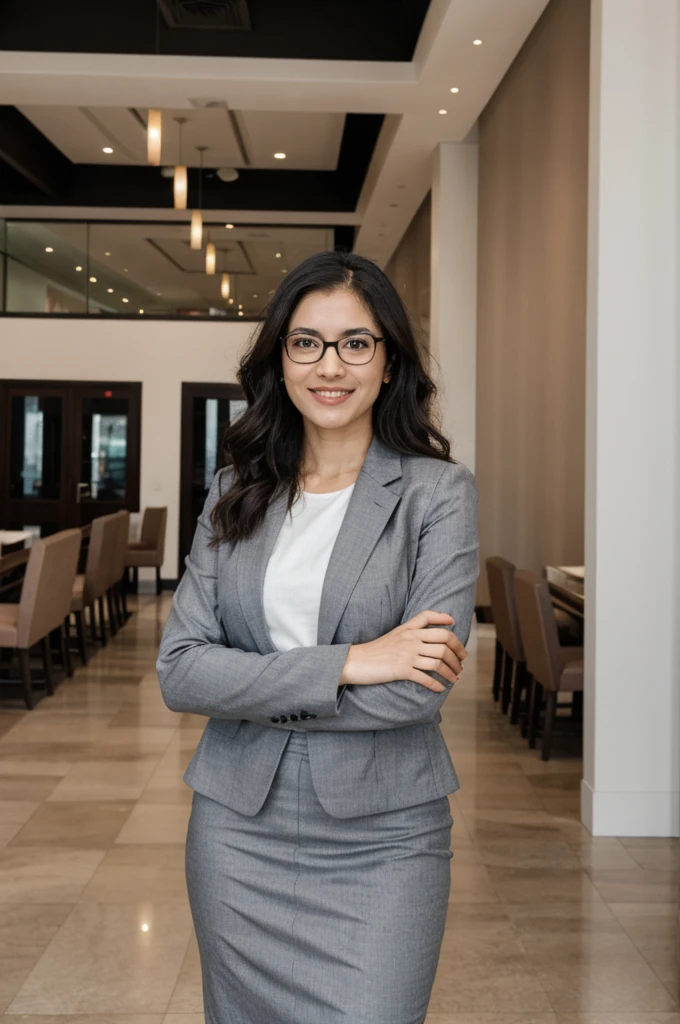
178, 382, 246, 576
0, 379, 141, 535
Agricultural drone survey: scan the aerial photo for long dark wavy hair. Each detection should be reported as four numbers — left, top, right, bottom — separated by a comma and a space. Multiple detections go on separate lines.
209, 250, 453, 546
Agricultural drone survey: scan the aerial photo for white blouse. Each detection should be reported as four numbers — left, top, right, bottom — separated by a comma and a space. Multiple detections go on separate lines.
262, 482, 356, 651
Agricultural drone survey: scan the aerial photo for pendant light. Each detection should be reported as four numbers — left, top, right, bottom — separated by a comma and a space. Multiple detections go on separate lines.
205, 236, 216, 276
173, 117, 188, 211
190, 146, 206, 250
221, 272, 231, 300
147, 109, 162, 165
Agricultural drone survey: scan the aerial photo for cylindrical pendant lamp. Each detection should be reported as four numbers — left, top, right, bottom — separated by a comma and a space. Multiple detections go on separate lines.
220, 272, 231, 299
174, 165, 187, 210
190, 209, 203, 249
147, 110, 162, 165
205, 242, 216, 275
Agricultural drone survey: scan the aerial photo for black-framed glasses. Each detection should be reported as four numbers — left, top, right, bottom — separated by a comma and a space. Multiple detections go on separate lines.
281, 330, 385, 365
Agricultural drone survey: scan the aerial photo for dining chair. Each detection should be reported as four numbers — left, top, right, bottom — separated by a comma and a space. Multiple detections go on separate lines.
513, 569, 584, 760
70, 513, 118, 662
126, 507, 167, 595
0, 530, 82, 708
485, 556, 529, 718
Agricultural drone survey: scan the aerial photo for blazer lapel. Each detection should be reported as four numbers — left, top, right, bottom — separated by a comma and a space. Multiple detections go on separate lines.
236, 433, 402, 654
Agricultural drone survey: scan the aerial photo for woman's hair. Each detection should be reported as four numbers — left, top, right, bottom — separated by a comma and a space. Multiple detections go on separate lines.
209, 249, 453, 546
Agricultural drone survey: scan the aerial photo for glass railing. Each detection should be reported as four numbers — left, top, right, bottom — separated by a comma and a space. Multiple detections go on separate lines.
0, 219, 336, 319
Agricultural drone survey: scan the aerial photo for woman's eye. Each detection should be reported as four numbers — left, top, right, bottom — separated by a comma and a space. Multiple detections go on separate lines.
343, 337, 370, 349
292, 337, 319, 348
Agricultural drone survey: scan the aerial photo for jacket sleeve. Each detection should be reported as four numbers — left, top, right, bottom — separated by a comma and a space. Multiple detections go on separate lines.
156, 468, 351, 723
270, 459, 480, 731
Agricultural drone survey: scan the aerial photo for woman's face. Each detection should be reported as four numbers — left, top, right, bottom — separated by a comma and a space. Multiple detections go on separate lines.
281, 287, 391, 431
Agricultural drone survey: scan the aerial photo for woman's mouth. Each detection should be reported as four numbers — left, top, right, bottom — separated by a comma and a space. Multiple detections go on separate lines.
308, 388, 355, 405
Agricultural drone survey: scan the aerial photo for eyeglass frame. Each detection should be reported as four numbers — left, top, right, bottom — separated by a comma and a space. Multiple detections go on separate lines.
280, 330, 387, 365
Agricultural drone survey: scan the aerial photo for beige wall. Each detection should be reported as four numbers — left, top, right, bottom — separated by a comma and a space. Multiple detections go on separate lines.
476, 0, 590, 604
385, 192, 431, 350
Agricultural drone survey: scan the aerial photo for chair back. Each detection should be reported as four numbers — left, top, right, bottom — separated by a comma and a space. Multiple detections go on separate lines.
485, 556, 524, 660
513, 569, 564, 691
139, 507, 167, 566
111, 509, 130, 584
17, 529, 82, 648
83, 514, 118, 604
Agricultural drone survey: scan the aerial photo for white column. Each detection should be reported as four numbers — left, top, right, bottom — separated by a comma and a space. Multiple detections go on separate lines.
583, 0, 680, 836
430, 141, 478, 471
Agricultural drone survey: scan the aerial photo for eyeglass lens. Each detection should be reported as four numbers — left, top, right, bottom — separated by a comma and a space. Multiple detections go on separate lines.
286, 334, 376, 364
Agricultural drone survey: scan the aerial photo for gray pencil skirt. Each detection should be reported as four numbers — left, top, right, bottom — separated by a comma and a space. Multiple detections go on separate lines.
185, 729, 454, 1024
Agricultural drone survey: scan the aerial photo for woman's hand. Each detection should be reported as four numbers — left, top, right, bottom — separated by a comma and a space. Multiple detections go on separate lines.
339, 610, 468, 692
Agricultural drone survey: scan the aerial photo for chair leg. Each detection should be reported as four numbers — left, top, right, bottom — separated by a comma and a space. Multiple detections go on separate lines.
89, 603, 98, 645
501, 655, 515, 715
98, 595, 107, 646
75, 610, 88, 665
510, 660, 529, 725
60, 619, 73, 677
527, 679, 543, 749
541, 691, 558, 761
41, 636, 55, 696
492, 640, 503, 701
113, 581, 123, 627
106, 588, 118, 636
156, 565, 162, 595
18, 649, 34, 710
133, 567, 139, 593
121, 577, 130, 620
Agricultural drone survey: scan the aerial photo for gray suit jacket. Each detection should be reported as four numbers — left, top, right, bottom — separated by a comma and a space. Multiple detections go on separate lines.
156, 433, 479, 818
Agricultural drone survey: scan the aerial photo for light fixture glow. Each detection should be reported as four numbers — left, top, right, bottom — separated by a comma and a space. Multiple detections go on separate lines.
220, 272, 231, 300
75, 265, 83, 271
438, 109, 448, 115
45, 246, 53, 253
147, 109, 162, 165
238, 310, 244, 316
107, 288, 114, 293
174, 165, 188, 210
205, 241, 216, 275
104, 251, 111, 256
190, 209, 203, 250
122, 297, 129, 303
102, 146, 114, 154
139, 309, 145, 314
473, 38, 482, 45
228, 297, 234, 305
274, 152, 286, 160
275, 252, 282, 258
89, 276, 97, 283
225, 223, 234, 229
450, 87, 459, 93
141, 923, 150, 933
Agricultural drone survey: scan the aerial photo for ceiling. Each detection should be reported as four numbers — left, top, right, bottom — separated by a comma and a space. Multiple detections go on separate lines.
0, 0, 551, 270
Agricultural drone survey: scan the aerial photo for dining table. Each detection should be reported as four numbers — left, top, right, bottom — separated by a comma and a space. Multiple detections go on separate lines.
0, 530, 34, 555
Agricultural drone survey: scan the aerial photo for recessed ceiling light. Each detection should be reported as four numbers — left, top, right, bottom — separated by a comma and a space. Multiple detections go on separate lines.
438, 109, 448, 115
139, 309, 145, 314
238, 310, 244, 316
281, 268, 287, 273
107, 288, 114, 294
473, 39, 482, 45
273, 152, 286, 160
102, 146, 114, 154
275, 252, 282, 258
228, 297, 234, 304
238, 303, 243, 309
75, 265, 83, 271
124, 268, 128, 273
253, 293, 258, 298
89, 276, 97, 283
104, 251, 111, 256
450, 87, 460, 93
122, 297, 129, 303
225, 223, 234, 229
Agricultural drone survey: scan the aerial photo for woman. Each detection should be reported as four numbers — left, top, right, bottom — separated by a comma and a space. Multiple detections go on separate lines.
156, 250, 479, 1024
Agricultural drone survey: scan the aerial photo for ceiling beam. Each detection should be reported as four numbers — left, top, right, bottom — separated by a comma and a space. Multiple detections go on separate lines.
0, 107, 72, 198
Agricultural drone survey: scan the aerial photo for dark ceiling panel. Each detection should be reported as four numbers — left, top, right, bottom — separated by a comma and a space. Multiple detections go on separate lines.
0, 108, 73, 198
0, 0, 431, 61
0, 113, 384, 214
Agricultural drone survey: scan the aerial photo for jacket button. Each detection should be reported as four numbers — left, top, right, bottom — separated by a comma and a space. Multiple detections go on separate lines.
289, 713, 298, 721
300, 712, 311, 720
309, 713, 317, 719
279, 714, 288, 723
270, 717, 280, 723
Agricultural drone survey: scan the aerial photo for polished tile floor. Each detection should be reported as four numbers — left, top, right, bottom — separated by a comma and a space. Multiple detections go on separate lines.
0, 594, 677, 1023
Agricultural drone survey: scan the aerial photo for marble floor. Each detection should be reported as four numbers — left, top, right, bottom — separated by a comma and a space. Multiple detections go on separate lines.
0, 593, 677, 1024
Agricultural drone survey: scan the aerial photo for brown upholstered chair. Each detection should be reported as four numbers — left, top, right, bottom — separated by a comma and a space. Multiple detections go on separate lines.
0, 530, 82, 709
486, 556, 528, 716
126, 507, 167, 595
110, 509, 131, 629
70, 513, 119, 662
513, 569, 584, 760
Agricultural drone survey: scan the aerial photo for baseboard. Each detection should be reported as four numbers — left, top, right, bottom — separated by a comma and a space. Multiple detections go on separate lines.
581, 779, 680, 837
